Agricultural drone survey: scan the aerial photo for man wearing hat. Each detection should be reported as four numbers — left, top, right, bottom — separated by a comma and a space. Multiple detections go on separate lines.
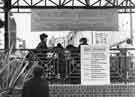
78, 37, 88, 49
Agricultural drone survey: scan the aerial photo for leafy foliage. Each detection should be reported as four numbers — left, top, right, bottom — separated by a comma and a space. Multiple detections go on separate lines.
0, 48, 38, 97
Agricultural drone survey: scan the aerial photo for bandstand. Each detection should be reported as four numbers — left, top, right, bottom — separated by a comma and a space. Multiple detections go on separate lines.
0, 0, 135, 97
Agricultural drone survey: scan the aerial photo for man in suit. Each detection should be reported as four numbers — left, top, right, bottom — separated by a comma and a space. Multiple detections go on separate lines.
22, 66, 49, 97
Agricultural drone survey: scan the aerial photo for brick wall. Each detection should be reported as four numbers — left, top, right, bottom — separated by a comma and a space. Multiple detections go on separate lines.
49, 84, 135, 97
13, 84, 135, 97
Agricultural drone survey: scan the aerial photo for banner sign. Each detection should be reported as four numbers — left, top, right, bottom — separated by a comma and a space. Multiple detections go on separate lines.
31, 9, 118, 31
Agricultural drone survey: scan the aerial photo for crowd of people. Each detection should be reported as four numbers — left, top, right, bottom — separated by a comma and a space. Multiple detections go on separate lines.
26, 33, 88, 84
36, 33, 88, 51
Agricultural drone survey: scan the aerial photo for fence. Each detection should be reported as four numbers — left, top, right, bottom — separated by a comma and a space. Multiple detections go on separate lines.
0, 48, 135, 84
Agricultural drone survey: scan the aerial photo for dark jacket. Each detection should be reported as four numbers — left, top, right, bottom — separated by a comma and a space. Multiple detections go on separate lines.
35, 41, 48, 65
36, 42, 48, 49
26, 41, 48, 60
26, 42, 48, 68
22, 78, 49, 97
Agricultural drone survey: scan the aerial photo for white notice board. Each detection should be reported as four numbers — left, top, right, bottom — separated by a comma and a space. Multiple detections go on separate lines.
81, 45, 110, 85
92, 32, 109, 45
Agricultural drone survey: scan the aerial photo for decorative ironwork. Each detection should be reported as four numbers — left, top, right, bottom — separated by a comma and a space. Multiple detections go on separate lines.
10, 0, 135, 9
0, 0, 135, 13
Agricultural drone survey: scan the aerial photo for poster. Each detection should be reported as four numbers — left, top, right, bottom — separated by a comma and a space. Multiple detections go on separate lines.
81, 45, 110, 85
92, 32, 109, 45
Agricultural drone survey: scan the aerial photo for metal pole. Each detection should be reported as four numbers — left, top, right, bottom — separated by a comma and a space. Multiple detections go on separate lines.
130, 4, 133, 45
91, 31, 94, 44
4, 11, 9, 50
4, 0, 11, 51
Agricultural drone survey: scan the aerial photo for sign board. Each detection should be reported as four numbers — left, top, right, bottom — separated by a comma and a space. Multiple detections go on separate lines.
31, 9, 118, 31
81, 45, 110, 85
92, 32, 109, 45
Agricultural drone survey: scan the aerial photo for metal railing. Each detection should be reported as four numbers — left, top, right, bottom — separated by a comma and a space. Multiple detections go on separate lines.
0, 48, 135, 84
1, 48, 135, 97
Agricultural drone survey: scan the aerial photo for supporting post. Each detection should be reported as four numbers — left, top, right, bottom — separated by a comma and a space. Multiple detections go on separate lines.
4, 0, 11, 51
4, 11, 9, 51
130, 3, 133, 45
